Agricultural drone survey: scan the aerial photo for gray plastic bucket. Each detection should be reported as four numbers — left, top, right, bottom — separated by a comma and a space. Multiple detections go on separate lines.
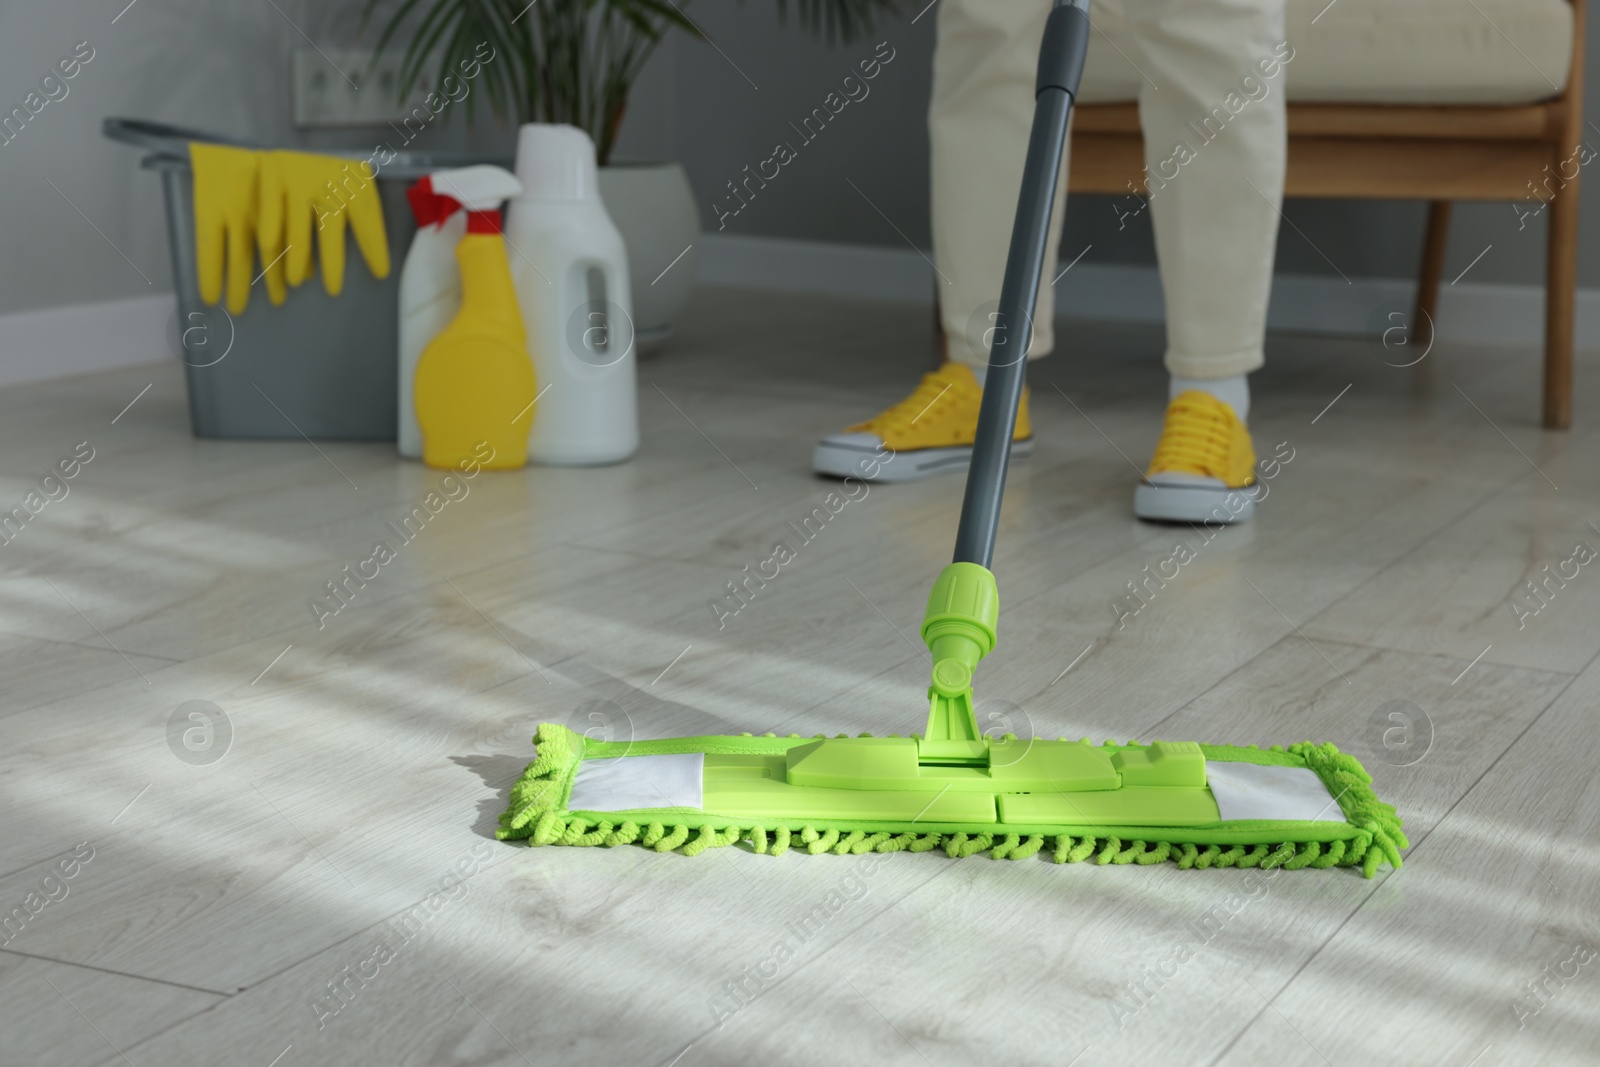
113, 120, 504, 439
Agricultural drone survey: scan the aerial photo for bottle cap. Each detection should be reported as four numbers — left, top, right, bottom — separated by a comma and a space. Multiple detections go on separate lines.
466, 210, 503, 234
514, 124, 600, 201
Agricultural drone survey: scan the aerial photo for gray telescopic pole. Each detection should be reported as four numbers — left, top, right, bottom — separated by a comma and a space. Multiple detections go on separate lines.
951, 0, 1090, 567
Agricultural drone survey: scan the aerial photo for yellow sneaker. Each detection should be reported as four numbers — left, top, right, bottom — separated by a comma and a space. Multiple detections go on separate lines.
812, 363, 1032, 482
1133, 390, 1259, 523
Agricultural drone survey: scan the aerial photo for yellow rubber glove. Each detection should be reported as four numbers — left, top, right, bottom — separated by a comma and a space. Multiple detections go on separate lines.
189, 143, 263, 315
259, 150, 390, 299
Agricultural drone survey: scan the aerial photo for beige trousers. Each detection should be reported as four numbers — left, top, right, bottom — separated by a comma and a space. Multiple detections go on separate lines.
930, 0, 1288, 378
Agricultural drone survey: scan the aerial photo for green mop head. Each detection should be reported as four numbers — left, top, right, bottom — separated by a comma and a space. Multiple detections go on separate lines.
497, 727, 1405, 876
495, 5, 1408, 877
497, 567, 1407, 878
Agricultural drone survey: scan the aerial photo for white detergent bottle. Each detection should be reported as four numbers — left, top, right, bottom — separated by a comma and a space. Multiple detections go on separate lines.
505, 124, 638, 465
397, 165, 522, 459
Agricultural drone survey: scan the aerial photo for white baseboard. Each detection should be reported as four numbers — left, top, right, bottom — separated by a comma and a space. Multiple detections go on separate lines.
0, 294, 173, 388
2, 239, 1591, 391
697, 232, 940, 306
698, 232, 1600, 348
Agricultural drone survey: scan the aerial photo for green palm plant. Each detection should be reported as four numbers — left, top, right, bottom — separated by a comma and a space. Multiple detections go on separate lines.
363, 0, 903, 165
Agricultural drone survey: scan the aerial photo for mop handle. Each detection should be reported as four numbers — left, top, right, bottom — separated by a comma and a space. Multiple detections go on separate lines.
952, 0, 1090, 568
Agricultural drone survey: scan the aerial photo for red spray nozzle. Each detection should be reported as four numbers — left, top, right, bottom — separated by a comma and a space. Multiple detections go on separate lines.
405, 176, 463, 229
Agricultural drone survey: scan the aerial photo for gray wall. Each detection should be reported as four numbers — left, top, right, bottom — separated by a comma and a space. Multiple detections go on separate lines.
0, 0, 1592, 320
0, 0, 528, 318
655, 5, 936, 255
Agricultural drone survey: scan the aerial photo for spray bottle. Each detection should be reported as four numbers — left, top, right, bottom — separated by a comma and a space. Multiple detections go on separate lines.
412, 166, 536, 470
396, 175, 465, 459
505, 125, 638, 465
397, 166, 522, 460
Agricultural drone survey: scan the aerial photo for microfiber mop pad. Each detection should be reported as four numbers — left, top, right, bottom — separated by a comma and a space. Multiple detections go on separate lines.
498, 726, 1406, 877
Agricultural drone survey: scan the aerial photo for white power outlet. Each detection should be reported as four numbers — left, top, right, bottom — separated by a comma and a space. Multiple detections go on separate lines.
292, 48, 414, 128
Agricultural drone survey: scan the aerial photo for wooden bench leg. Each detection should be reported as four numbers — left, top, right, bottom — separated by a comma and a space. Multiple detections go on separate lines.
1414, 200, 1451, 350
1544, 179, 1578, 429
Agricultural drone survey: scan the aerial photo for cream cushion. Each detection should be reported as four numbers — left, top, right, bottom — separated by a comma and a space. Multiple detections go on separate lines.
1080, 0, 1574, 105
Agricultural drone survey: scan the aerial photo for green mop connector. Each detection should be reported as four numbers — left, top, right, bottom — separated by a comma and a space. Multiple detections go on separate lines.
919, 562, 998, 763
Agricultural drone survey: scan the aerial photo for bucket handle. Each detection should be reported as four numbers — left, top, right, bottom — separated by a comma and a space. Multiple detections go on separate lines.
102, 117, 261, 157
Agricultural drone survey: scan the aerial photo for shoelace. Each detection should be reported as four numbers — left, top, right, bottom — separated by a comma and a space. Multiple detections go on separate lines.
1148, 395, 1237, 477
860, 370, 968, 435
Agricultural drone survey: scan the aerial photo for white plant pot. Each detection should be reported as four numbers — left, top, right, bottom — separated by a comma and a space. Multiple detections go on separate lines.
597, 162, 700, 352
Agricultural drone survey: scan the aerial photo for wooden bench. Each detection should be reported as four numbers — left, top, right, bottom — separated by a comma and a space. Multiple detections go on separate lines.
1067, 0, 1587, 428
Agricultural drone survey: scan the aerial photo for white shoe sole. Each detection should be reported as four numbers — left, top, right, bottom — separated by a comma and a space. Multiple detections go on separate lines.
812, 438, 1034, 483
1133, 481, 1258, 524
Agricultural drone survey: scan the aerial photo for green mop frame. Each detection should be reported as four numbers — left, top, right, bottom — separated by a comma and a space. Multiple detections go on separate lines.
498, 0, 1407, 876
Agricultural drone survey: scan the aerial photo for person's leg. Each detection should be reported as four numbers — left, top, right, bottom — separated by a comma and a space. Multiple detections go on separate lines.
813, 0, 1064, 482
929, 0, 1070, 368
1126, 0, 1288, 523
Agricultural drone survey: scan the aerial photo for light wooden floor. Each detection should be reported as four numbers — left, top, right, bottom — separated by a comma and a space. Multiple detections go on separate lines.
3, 285, 1598, 1067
